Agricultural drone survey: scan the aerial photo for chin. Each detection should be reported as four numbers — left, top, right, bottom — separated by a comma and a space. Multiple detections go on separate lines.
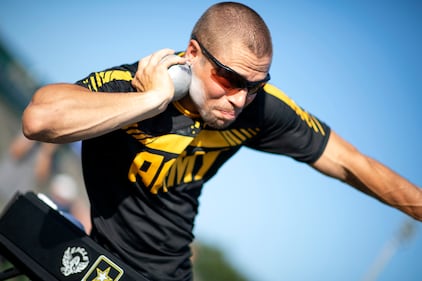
204, 119, 233, 129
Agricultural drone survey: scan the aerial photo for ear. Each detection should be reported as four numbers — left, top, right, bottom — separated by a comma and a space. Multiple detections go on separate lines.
185, 39, 200, 60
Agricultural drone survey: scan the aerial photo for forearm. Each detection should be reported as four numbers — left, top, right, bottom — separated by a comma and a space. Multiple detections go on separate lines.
22, 83, 169, 143
312, 131, 422, 221
343, 156, 422, 221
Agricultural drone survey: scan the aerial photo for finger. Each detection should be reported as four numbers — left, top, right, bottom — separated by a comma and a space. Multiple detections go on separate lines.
148, 48, 176, 66
137, 53, 152, 72
160, 54, 188, 69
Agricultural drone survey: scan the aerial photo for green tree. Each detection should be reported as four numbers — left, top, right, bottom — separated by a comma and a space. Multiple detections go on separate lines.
193, 242, 250, 281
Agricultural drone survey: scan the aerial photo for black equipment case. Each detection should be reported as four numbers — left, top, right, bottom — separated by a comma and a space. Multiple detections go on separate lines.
0, 192, 149, 281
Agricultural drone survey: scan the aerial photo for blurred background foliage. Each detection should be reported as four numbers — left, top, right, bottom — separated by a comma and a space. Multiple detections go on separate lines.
193, 242, 250, 281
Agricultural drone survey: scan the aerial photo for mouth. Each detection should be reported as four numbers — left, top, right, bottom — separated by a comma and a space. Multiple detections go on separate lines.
216, 108, 238, 122
203, 107, 240, 129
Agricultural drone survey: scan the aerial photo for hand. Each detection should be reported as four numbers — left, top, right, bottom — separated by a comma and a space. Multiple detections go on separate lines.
131, 49, 187, 102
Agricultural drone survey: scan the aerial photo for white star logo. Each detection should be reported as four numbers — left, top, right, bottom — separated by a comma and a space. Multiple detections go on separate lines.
93, 267, 113, 281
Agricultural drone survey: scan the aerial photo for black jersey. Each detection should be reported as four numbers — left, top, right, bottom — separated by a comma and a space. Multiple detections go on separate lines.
76, 62, 330, 281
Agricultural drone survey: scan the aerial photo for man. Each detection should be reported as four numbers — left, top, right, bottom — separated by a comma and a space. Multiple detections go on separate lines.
22, 2, 421, 281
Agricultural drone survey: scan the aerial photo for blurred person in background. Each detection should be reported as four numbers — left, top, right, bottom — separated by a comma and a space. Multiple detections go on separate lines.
0, 132, 58, 204
48, 173, 91, 234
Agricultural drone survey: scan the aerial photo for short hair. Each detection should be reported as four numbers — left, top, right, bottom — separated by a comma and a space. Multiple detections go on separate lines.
191, 2, 272, 59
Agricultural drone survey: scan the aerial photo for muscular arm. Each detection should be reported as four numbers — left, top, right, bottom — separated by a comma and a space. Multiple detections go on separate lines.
22, 49, 186, 143
22, 83, 168, 143
311, 130, 422, 221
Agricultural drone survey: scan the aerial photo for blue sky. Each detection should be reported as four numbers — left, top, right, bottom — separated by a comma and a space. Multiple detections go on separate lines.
1, 1, 421, 281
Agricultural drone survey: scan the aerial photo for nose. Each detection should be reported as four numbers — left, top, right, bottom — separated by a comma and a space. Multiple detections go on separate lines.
225, 88, 248, 108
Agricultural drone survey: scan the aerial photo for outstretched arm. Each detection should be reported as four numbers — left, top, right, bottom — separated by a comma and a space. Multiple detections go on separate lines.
22, 49, 186, 143
311, 130, 422, 221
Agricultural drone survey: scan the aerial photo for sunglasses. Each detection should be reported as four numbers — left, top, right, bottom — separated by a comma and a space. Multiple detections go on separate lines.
192, 35, 270, 96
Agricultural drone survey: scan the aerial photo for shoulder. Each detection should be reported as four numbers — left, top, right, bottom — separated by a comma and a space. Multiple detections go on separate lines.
243, 84, 306, 126
259, 84, 327, 135
261, 84, 307, 118
75, 61, 138, 92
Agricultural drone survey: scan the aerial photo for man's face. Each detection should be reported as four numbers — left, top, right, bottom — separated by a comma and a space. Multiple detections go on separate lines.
186, 40, 271, 129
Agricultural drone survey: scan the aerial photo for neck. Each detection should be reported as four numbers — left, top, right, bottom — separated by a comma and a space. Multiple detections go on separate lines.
173, 96, 200, 118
